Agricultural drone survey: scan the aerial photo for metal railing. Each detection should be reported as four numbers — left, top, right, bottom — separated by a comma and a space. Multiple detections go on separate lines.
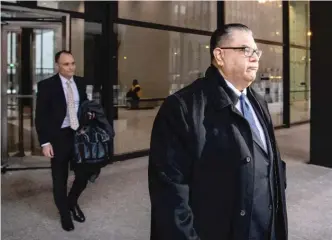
290, 89, 311, 102
34, 67, 55, 82
5, 94, 38, 158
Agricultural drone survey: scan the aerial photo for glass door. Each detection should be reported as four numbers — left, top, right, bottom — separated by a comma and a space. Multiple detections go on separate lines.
1, 6, 69, 170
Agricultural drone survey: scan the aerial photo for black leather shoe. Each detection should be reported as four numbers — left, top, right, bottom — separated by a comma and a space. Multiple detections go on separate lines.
60, 215, 74, 231
70, 204, 85, 223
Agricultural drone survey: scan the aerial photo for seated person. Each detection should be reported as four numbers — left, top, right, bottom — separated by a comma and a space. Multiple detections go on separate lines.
126, 79, 142, 109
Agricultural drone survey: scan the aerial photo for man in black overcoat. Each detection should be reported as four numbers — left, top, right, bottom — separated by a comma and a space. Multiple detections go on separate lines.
148, 24, 288, 240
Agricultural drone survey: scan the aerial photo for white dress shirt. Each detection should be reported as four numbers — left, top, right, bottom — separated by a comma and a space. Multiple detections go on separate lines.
225, 80, 267, 152
59, 74, 80, 128
41, 74, 80, 147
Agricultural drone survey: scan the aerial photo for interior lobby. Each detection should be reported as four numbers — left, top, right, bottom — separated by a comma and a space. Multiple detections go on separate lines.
1, 0, 310, 169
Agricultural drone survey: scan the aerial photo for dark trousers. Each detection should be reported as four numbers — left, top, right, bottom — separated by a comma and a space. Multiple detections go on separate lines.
51, 128, 92, 216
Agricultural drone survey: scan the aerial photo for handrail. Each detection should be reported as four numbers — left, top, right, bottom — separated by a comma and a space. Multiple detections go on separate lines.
290, 90, 310, 93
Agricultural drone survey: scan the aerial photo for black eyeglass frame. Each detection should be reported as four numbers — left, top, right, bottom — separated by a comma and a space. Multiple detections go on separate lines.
217, 46, 263, 58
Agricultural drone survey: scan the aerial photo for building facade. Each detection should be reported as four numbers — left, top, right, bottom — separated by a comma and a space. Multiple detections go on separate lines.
1, 1, 310, 170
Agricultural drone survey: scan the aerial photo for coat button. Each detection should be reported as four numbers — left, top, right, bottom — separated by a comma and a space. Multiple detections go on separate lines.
240, 210, 246, 216
269, 205, 273, 210
245, 156, 251, 163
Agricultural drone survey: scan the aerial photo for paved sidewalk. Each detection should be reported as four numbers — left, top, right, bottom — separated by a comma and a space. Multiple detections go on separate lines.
3, 124, 332, 240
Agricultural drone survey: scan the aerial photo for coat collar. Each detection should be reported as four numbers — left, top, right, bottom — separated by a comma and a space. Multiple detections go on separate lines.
204, 65, 270, 120
56, 73, 80, 87
59, 73, 74, 85
54, 73, 84, 106
204, 64, 239, 110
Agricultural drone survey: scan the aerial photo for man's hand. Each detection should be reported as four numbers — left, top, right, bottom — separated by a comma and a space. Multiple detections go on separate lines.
42, 144, 54, 158
87, 112, 96, 120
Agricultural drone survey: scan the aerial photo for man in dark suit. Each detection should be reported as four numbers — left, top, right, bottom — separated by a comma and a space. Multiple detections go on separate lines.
149, 24, 288, 240
35, 50, 92, 231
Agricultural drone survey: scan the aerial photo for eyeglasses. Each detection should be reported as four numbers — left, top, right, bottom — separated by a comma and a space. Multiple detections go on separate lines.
218, 46, 263, 58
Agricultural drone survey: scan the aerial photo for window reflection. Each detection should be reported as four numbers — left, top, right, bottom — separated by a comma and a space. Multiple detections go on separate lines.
37, 1, 84, 13
251, 43, 283, 126
289, 1, 310, 123
116, 25, 210, 154
290, 48, 310, 123
34, 29, 56, 85
118, 25, 210, 99
35, 30, 54, 72
289, 1, 310, 47
225, 0, 283, 42
119, 1, 217, 31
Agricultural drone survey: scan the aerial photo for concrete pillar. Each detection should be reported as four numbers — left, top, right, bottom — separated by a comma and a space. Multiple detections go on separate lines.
310, 2, 332, 167
71, 18, 84, 77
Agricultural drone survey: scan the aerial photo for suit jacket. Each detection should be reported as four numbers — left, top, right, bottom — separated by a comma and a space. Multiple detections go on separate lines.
35, 74, 88, 146
148, 65, 288, 240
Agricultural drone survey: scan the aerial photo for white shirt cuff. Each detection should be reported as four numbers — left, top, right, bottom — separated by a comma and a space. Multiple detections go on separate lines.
41, 142, 50, 147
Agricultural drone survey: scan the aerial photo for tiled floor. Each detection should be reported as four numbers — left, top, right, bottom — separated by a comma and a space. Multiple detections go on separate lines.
3, 124, 332, 240
114, 102, 310, 154
4, 112, 310, 170
275, 124, 310, 163
5, 101, 310, 157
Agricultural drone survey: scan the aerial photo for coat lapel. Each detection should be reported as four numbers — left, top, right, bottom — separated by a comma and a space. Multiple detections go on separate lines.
55, 74, 67, 111
248, 98, 270, 156
253, 132, 267, 155
248, 88, 272, 126
73, 76, 81, 103
205, 64, 272, 125
204, 65, 255, 153
204, 65, 272, 155
73, 76, 87, 105
248, 88, 275, 157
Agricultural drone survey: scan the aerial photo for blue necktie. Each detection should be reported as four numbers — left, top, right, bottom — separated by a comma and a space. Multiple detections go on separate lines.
239, 93, 262, 145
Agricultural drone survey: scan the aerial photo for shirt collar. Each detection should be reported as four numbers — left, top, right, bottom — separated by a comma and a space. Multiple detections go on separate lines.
59, 74, 74, 85
224, 79, 247, 97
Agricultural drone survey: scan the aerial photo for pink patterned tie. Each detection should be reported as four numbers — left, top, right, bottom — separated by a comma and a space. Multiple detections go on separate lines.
66, 81, 79, 130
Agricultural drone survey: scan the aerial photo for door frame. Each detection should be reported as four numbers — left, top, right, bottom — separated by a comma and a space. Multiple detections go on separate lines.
1, 27, 9, 169
1, 6, 71, 171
